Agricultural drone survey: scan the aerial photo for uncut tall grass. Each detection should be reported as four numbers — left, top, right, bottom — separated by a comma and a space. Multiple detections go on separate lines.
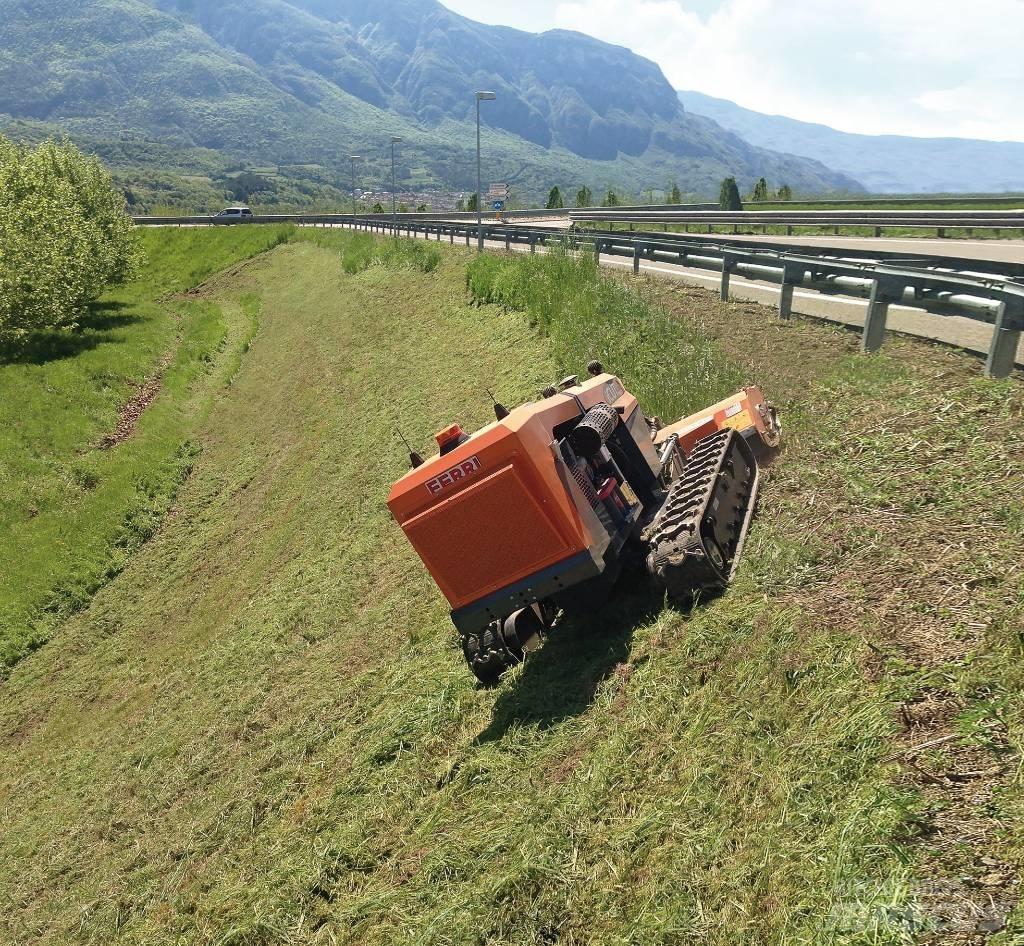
466, 243, 742, 421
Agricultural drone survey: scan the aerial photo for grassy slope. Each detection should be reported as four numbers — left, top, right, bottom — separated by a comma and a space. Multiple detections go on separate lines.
0, 225, 294, 672
0, 236, 1021, 944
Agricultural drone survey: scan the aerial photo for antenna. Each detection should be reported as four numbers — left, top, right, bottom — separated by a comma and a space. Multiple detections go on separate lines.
396, 426, 424, 469
486, 387, 510, 420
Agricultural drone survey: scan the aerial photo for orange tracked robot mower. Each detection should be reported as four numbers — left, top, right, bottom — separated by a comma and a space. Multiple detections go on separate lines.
388, 362, 780, 683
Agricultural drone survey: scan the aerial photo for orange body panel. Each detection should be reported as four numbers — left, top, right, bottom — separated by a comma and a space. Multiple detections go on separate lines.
654, 386, 776, 455
387, 374, 639, 611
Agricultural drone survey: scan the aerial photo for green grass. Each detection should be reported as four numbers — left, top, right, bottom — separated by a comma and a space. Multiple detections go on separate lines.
0, 225, 295, 673
465, 244, 743, 422
0, 233, 1021, 944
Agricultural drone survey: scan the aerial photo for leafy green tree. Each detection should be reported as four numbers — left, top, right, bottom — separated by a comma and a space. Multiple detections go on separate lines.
602, 189, 620, 208
546, 186, 564, 210
575, 185, 592, 208
372, 202, 385, 214
466, 192, 478, 212
668, 182, 682, 204
228, 171, 274, 202
416, 203, 428, 213
719, 177, 743, 211
0, 135, 144, 350
456, 198, 466, 211
777, 184, 793, 201
751, 177, 770, 202
398, 202, 409, 213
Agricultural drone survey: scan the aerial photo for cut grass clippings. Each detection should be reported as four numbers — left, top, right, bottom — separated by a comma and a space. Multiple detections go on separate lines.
0, 231, 1021, 944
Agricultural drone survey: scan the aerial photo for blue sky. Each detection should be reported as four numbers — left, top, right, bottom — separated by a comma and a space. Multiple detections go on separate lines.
441, 0, 1024, 142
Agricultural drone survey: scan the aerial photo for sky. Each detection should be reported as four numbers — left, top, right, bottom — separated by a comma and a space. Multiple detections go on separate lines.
441, 0, 1024, 142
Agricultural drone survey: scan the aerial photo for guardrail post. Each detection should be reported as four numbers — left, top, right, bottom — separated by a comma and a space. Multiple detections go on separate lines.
450, 230, 454, 245
720, 256, 735, 302
505, 231, 511, 251
778, 264, 804, 319
633, 243, 642, 275
594, 240, 602, 263
530, 237, 537, 254
786, 226, 793, 236
862, 278, 904, 354
874, 227, 882, 238
465, 229, 470, 247
985, 301, 1024, 378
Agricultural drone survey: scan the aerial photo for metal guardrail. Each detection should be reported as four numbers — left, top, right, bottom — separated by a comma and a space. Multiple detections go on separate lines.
133, 214, 1024, 378
746, 195, 1024, 208
570, 227, 1024, 285
570, 208, 1024, 235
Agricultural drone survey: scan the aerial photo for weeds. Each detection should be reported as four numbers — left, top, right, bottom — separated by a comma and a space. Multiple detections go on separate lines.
299, 229, 442, 274
466, 242, 743, 420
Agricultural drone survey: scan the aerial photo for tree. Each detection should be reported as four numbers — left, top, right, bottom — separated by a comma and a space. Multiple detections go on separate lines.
228, 171, 274, 202
751, 177, 770, 202
602, 189, 620, 208
576, 185, 592, 208
398, 202, 408, 213
0, 135, 144, 350
416, 203, 428, 213
546, 186, 564, 210
668, 182, 682, 204
456, 198, 466, 211
719, 177, 743, 211
466, 192, 478, 212
777, 184, 793, 201
372, 202, 385, 214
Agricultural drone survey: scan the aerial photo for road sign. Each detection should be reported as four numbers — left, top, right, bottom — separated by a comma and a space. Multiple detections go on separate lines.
488, 183, 509, 197
492, 200, 505, 212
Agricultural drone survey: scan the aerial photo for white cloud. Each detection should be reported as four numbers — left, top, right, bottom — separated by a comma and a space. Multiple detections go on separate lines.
441, 0, 1024, 141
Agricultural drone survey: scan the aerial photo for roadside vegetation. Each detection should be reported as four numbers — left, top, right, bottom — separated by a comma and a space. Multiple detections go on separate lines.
0, 231, 1020, 944
0, 135, 144, 349
466, 244, 742, 422
0, 225, 294, 673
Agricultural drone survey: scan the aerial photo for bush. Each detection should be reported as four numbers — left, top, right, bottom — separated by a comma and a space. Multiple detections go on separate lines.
466, 243, 741, 421
0, 136, 144, 349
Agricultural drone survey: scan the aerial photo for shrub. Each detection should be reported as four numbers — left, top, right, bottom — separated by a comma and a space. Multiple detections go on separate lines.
0, 136, 144, 349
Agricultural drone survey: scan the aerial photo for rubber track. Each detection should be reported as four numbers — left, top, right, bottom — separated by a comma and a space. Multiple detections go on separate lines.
645, 428, 757, 600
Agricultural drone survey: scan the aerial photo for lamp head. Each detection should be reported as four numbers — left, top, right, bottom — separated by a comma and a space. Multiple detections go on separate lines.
475, 91, 496, 101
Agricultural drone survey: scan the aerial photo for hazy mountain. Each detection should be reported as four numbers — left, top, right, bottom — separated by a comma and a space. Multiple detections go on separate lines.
0, 0, 862, 208
678, 90, 1024, 195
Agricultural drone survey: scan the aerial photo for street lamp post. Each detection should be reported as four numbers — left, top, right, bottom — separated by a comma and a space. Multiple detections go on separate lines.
390, 137, 402, 237
475, 91, 496, 252
349, 154, 361, 228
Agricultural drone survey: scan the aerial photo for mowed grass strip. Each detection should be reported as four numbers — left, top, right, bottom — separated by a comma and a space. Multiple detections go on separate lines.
2, 237, 920, 946
1, 234, 1021, 944
0, 225, 294, 672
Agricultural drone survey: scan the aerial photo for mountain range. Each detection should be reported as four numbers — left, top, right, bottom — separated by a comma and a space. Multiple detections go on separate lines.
0, 0, 861, 209
678, 90, 1024, 195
